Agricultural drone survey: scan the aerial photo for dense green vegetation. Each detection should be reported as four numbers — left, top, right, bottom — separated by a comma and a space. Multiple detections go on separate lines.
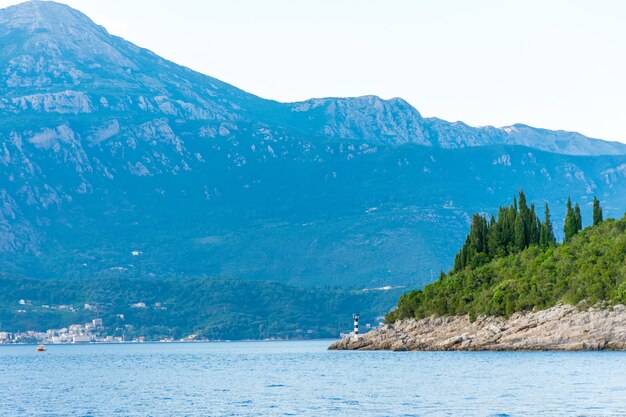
563, 197, 583, 243
0, 276, 400, 340
453, 191, 557, 272
388, 193, 625, 322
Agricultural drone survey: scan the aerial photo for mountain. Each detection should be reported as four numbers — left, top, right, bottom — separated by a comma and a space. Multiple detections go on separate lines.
290, 96, 626, 156
2, 1, 626, 289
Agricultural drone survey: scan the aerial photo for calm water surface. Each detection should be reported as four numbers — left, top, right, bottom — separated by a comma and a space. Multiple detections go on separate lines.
1, 340, 625, 416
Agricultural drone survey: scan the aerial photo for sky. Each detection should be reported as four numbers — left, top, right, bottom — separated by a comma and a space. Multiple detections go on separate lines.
1, 0, 625, 143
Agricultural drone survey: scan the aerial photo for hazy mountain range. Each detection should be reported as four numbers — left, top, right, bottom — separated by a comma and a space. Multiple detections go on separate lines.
2, 1, 626, 289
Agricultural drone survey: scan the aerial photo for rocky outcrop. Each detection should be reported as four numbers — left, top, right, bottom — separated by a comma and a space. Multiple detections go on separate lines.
329, 304, 626, 351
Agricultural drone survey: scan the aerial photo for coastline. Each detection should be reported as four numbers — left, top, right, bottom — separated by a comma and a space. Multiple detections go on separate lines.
0, 338, 338, 347
329, 304, 626, 351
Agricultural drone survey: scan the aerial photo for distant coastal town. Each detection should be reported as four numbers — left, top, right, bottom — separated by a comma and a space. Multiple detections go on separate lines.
0, 299, 198, 344
0, 318, 122, 344
0, 316, 200, 344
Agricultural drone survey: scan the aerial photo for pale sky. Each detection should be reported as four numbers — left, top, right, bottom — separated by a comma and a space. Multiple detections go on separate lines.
2, 0, 626, 143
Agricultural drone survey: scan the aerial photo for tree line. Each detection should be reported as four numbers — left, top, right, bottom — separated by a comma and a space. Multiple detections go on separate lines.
453, 191, 603, 272
387, 191, 615, 323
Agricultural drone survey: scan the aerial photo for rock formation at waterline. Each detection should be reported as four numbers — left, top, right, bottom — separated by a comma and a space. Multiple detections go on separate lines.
329, 304, 626, 351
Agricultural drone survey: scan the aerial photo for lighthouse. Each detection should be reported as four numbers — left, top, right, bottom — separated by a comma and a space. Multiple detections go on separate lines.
352, 312, 360, 340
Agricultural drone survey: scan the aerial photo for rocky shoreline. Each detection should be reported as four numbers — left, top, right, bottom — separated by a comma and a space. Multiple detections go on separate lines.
329, 304, 626, 351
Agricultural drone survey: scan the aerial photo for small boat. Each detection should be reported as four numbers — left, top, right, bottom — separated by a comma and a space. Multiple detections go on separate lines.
36, 345, 46, 352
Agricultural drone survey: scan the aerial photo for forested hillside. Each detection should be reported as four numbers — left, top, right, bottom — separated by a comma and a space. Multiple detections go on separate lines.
387, 193, 626, 322
0, 276, 401, 340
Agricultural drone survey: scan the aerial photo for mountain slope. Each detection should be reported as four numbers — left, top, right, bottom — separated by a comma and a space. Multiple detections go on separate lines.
0, 0, 254, 111
1, 1, 626, 289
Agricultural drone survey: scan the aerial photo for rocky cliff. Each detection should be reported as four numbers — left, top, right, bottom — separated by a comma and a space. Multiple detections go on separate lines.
329, 304, 626, 351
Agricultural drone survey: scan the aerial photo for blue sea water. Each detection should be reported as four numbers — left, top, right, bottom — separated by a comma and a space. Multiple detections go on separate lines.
1, 340, 625, 416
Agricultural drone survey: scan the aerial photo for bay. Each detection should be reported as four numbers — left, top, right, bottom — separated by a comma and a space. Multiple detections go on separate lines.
1, 341, 624, 416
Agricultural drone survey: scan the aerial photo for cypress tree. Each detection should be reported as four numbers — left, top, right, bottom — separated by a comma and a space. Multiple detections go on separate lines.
505, 203, 517, 252
454, 214, 489, 271
453, 244, 466, 271
529, 203, 539, 245
540, 202, 556, 247
518, 191, 530, 243
514, 214, 526, 250
593, 196, 603, 226
539, 221, 547, 247
469, 214, 488, 254
487, 214, 498, 257
564, 197, 575, 243
574, 203, 582, 233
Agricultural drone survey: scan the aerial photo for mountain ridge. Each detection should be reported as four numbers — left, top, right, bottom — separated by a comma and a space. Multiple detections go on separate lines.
1, 1, 626, 288
1, 1, 624, 155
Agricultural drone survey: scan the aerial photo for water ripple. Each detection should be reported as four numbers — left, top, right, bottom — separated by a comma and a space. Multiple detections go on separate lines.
0, 341, 625, 416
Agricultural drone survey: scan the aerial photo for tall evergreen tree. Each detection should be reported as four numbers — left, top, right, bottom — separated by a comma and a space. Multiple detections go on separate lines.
514, 214, 526, 250
454, 213, 489, 271
539, 202, 556, 247
529, 203, 540, 245
504, 204, 517, 251
574, 203, 582, 233
564, 197, 575, 243
469, 213, 488, 254
487, 214, 499, 257
518, 191, 530, 244
593, 196, 603, 226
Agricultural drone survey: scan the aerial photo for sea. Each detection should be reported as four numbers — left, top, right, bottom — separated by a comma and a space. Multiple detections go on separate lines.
1, 340, 625, 416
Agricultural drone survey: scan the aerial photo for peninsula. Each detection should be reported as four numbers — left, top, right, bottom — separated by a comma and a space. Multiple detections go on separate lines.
331, 192, 626, 351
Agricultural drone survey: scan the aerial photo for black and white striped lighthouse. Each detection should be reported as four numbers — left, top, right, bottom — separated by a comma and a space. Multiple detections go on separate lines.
352, 312, 360, 340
